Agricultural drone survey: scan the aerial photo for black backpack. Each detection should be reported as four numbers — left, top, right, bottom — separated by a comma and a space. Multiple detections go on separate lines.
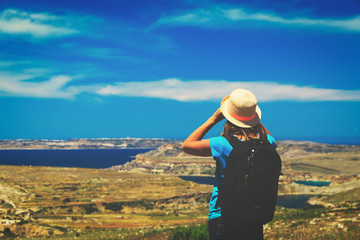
216, 135, 282, 227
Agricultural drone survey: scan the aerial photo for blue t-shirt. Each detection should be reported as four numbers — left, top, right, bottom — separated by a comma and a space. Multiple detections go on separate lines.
208, 135, 276, 220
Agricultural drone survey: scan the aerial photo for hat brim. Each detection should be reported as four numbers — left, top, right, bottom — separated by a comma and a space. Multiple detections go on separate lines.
220, 95, 261, 128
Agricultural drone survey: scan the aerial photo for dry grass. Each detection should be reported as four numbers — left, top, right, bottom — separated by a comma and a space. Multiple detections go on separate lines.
283, 151, 360, 175
0, 165, 211, 238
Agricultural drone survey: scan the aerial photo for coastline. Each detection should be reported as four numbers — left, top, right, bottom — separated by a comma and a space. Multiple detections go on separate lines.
0, 138, 181, 151
1, 138, 359, 151
0, 147, 154, 150
2, 139, 360, 201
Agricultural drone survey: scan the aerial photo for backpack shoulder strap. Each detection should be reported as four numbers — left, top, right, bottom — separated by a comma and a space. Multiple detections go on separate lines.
227, 134, 270, 147
227, 134, 241, 147
215, 135, 245, 209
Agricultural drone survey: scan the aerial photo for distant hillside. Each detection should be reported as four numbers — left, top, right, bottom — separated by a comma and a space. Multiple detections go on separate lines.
111, 141, 360, 175
276, 140, 360, 158
0, 138, 182, 150
324, 186, 360, 204
136, 140, 360, 160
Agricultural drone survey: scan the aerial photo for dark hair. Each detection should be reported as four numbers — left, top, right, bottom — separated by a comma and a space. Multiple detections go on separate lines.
221, 121, 267, 141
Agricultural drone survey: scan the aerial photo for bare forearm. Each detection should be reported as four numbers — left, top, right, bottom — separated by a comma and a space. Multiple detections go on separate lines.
182, 109, 224, 156
184, 117, 217, 143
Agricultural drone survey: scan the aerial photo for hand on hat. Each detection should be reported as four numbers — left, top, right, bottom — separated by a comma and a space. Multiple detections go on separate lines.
211, 108, 225, 124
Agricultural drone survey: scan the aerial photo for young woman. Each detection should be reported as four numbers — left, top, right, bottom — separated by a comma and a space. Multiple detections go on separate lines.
182, 89, 276, 240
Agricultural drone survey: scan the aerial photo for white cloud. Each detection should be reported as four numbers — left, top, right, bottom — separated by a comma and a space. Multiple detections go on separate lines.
0, 71, 79, 99
0, 9, 78, 38
155, 6, 360, 32
96, 78, 230, 101
97, 79, 360, 102
1, 73, 359, 102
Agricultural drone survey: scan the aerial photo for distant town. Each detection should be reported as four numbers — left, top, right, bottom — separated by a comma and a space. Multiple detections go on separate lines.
0, 138, 182, 150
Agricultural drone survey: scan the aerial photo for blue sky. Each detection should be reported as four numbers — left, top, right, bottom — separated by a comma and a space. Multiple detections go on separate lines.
0, 0, 359, 143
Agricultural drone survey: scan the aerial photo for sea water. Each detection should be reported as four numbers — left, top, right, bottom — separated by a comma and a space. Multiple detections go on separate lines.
294, 180, 331, 187
0, 149, 152, 169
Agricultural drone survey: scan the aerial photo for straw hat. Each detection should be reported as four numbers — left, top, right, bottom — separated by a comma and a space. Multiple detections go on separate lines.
220, 89, 261, 128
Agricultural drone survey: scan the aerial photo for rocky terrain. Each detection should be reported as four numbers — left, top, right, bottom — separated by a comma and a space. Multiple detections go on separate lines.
109, 143, 215, 176
0, 165, 211, 238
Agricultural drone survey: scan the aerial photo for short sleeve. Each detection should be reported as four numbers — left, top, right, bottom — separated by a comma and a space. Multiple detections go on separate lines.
267, 134, 277, 148
209, 136, 227, 159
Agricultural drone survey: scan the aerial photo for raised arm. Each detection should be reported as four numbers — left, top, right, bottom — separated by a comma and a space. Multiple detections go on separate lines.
181, 108, 225, 156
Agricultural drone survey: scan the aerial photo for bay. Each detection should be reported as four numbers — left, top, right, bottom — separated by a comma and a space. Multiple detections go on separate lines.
179, 176, 316, 209
276, 194, 315, 209
294, 180, 331, 187
0, 149, 152, 169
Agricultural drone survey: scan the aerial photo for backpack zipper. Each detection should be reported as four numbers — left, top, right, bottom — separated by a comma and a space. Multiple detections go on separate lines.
244, 149, 255, 187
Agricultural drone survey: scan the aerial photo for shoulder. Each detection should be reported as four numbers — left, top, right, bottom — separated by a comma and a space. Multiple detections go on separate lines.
266, 134, 277, 148
209, 136, 232, 158
209, 136, 227, 145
